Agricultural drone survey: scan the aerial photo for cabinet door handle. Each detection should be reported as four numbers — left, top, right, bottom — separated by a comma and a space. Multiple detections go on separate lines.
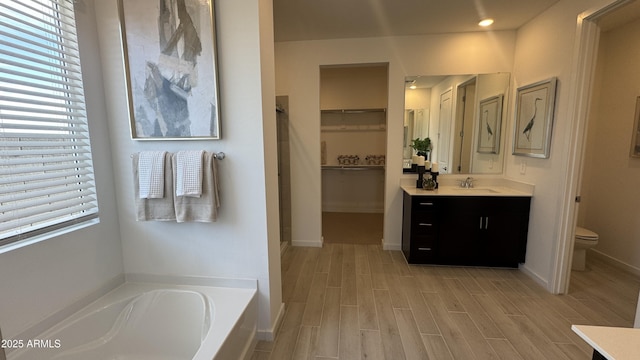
419, 202, 434, 206
485, 217, 489, 229
418, 247, 432, 251
419, 223, 432, 227
479, 217, 483, 229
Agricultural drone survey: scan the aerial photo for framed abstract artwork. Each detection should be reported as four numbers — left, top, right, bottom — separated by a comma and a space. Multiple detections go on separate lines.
477, 94, 503, 154
513, 77, 557, 158
118, 0, 221, 140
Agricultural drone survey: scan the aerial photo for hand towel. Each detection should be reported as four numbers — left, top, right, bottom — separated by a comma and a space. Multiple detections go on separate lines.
173, 151, 220, 222
133, 153, 176, 221
138, 151, 167, 199
175, 150, 204, 197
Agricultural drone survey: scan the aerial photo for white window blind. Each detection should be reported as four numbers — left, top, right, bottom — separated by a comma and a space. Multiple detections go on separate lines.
0, 0, 98, 245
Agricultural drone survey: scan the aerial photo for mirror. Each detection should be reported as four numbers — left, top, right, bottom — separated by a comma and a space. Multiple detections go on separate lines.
403, 73, 510, 174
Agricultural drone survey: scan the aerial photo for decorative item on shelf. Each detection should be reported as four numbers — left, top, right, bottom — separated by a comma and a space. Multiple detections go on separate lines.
415, 154, 426, 188
411, 155, 419, 171
337, 155, 359, 165
410, 137, 432, 158
422, 176, 436, 190
430, 161, 440, 189
416, 165, 426, 188
365, 155, 385, 165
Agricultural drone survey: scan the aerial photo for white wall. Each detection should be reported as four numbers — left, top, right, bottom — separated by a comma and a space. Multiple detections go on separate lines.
275, 32, 516, 249
579, 18, 640, 271
506, 0, 620, 286
94, 0, 282, 337
0, 0, 124, 339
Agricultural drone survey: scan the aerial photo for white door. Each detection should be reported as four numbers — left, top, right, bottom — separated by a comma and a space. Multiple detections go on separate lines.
438, 89, 453, 173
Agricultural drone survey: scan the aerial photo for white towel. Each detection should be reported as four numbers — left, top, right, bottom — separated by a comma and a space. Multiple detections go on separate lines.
138, 151, 167, 199
175, 150, 204, 197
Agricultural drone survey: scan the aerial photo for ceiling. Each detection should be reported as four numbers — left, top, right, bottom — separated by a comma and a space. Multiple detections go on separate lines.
598, 0, 640, 31
273, 0, 561, 42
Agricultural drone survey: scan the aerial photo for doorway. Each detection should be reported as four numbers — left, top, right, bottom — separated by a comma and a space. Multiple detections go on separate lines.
453, 77, 477, 174
437, 88, 453, 173
557, 0, 640, 293
276, 96, 292, 252
319, 64, 388, 245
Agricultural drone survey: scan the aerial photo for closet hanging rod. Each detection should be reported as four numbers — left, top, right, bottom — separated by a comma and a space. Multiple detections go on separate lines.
321, 108, 386, 114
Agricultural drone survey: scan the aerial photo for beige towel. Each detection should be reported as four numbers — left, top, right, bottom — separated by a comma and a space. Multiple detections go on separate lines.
172, 151, 220, 222
133, 153, 176, 221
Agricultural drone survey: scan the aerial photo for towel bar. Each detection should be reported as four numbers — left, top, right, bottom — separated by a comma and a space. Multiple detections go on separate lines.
131, 151, 225, 159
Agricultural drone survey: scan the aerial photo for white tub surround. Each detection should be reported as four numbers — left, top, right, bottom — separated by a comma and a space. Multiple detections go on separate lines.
7, 282, 257, 360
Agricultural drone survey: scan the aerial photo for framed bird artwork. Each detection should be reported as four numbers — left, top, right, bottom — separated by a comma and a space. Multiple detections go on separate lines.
477, 94, 504, 154
513, 77, 557, 158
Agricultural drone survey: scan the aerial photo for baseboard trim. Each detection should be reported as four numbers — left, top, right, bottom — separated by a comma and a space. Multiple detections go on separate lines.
292, 239, 323, 247
257, 302, 285, 341
589, 249, 640, 277
382, 240, 401, 251
519, 263, 550, 292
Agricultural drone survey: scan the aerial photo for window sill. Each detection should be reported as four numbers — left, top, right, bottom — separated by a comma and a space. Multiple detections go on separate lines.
0, 218, 100, 255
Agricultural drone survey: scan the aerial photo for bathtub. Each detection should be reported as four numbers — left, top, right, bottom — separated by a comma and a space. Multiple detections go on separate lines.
7, 282, 257, 360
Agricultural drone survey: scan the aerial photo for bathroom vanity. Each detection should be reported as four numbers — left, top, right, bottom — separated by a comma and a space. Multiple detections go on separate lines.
401, 185, 532, 267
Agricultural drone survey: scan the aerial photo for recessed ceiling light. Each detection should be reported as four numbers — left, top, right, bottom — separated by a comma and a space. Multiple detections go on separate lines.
479, 18, 494, 27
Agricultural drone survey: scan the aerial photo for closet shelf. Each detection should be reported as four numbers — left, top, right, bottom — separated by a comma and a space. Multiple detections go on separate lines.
322, 165, 385, 171
321, 124, 386, 132
321, 108, 387, 132
321, 108, 386, 114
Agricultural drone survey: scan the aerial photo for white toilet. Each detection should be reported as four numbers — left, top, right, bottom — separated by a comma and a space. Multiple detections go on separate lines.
572, 226, 599, 271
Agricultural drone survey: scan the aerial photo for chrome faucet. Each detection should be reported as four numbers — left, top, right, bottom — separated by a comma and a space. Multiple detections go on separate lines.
460, 177, 474, 188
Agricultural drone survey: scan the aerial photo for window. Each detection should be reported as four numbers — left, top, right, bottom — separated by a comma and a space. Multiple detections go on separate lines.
0, 0, 98, 246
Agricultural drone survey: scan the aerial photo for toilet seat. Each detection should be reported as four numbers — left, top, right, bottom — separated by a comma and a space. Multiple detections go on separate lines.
576, 226, 599, 240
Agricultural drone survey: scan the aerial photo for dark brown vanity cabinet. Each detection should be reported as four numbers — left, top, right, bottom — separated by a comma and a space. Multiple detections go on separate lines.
402, 193, 531, 267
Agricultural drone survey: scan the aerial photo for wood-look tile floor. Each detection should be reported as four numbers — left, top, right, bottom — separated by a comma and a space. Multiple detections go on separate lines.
322, 212, 383, 245
252, 245, 640, 360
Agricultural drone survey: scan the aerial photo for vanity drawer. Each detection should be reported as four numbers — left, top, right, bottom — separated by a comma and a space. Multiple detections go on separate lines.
412, 216, 437, 236
410, 238, 436, 261
412, 198, 438, 213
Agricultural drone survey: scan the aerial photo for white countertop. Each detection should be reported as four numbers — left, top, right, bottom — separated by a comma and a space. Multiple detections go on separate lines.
572, 325, 640, 359
401, 184, 533, 197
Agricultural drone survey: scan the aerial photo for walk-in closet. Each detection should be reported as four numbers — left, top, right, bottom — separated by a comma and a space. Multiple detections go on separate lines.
320, 64, 388, 244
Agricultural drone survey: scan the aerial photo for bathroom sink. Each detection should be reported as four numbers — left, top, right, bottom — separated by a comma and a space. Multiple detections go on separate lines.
449, 187, 499, 194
